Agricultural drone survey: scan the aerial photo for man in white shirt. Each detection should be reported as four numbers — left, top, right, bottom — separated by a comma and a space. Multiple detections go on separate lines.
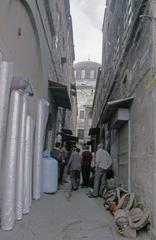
88, 144, 112, 198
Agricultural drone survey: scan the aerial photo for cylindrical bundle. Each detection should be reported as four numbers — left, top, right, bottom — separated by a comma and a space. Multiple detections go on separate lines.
15, 94, 28, 220
23, 116, 34, 214
1, 90, 23, 230
33, 99, 49, 200
0, 61, 13, 170
33, 143, 43, 200
34, 99, 49, 144
29, 118, 34, 208
42, 158, 58, 193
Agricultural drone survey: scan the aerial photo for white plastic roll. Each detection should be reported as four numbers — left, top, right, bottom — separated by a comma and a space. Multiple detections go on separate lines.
0, 61, 13, 170
29, 118, 34, 208
16, 94, 28, 220
42, 158, 58, 193
23, 116, 34, 214
1, 90, 23, 230
33, 99, 49, 200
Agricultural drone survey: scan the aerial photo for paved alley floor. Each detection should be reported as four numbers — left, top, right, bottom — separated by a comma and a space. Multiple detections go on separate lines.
0, 184, 149, 240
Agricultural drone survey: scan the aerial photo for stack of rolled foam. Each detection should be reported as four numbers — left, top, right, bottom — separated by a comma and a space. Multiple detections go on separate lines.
15, 95, 28, 221
23, 116, 34, 214
0, 62, 13, 193
1, 90, 23, 230
33, 99, 49, 200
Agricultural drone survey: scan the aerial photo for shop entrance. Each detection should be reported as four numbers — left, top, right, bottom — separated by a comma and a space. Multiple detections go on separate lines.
118, 123, 128, 189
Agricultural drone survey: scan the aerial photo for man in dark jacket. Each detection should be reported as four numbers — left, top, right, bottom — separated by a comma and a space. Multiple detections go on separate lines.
68, 147, 81, 190
81, 145, 92, 187
51, 142, 61, 161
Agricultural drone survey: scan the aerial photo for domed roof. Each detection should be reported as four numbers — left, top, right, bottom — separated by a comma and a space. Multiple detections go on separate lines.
74, 61, 101, 70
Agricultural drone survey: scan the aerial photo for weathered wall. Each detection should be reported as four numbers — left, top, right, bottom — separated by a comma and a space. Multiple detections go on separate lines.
92, 1, 156, 237
0, 0, 50, 120
115, 3, 153, 206
0, 0, 77, 149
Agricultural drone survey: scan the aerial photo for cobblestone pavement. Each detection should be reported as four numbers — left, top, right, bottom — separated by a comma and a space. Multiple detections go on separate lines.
0, 183, 149, 240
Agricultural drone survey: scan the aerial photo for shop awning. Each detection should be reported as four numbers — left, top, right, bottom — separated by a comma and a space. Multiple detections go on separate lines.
88, 127, 100, 136
48, 80, 71, 109
70, 84, 77, 96
102, 96, 134, 123
87, 140, 94, 145
61, 133, 78, 143
62, 128, 73, 135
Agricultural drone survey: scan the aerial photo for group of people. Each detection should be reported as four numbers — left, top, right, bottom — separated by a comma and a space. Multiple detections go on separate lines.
51, 142, 112, 197
51, 142, 70, 184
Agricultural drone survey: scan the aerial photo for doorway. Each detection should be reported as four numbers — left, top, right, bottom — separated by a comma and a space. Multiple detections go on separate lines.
118, 123, 128, 190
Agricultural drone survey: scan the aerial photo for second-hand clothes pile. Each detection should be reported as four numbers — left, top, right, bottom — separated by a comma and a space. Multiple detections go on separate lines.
102, 178, 150, 239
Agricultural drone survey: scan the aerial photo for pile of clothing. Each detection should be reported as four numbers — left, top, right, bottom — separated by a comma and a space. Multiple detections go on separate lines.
102, 180, 150, 239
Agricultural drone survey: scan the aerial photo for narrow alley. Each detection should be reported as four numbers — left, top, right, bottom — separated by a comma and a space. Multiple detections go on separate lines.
0, 184, 148, 240
0, 0, 155, 239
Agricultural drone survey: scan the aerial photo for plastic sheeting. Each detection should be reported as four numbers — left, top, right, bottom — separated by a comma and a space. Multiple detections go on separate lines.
16, 95, 28, 220
1, 90, 23, 230
23, 116, 34, 214
0, 61, 13, 169
33, 99, 49, 200
42, 158, 58, 193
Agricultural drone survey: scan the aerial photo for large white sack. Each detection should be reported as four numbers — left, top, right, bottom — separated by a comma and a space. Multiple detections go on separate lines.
33, 99, 49, 200
16, 94, 28, 220
1, 90, 23, 230
23, 116, 34, 214
42, 158, 58, 193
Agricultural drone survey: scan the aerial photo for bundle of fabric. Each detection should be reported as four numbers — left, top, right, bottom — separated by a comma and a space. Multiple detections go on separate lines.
129, 207, 144, 224
115, 203, 150, 238
115, 209, 136, 239
105, 202, 117, 215
103, 189, 117, 203
103, 187, 129, 215
129, 203, 150, 231
107, 178, 115, 190
103, 179, 118, 214
116, 193, 135, 211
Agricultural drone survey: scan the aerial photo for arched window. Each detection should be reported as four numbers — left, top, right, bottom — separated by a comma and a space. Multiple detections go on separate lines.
77, 129, 84, 139
79, 110, 85, 119
90, 70, 95, 79
81, 69, 85, 79
74, 70, 76, 78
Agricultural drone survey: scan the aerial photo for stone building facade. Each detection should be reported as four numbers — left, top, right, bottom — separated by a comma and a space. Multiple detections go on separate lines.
46, 0, 77, 145
0, 0, 77, 230
91, 0, 156, 237
0, 0, 77, 149
74, 61, 100, 144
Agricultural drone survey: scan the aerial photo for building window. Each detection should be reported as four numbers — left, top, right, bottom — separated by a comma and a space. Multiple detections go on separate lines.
81, 69, 85, 79
62, 37, 65, 50
55, 36, 58, 49
79, 110, 85, 119
74, 70, 76, 78
77, 129, 84, 139
90, 70, 95, 79
124, 0, 133, 43
89, 111, 92, 119
76, 70, 81, 79
56, 3, 59, 21
91, 89, 94, 95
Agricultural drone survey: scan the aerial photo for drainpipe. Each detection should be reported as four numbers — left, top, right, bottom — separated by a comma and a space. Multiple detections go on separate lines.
128, 118, 131, 193
151, 2, 156, 238
151, 83, 156, 238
